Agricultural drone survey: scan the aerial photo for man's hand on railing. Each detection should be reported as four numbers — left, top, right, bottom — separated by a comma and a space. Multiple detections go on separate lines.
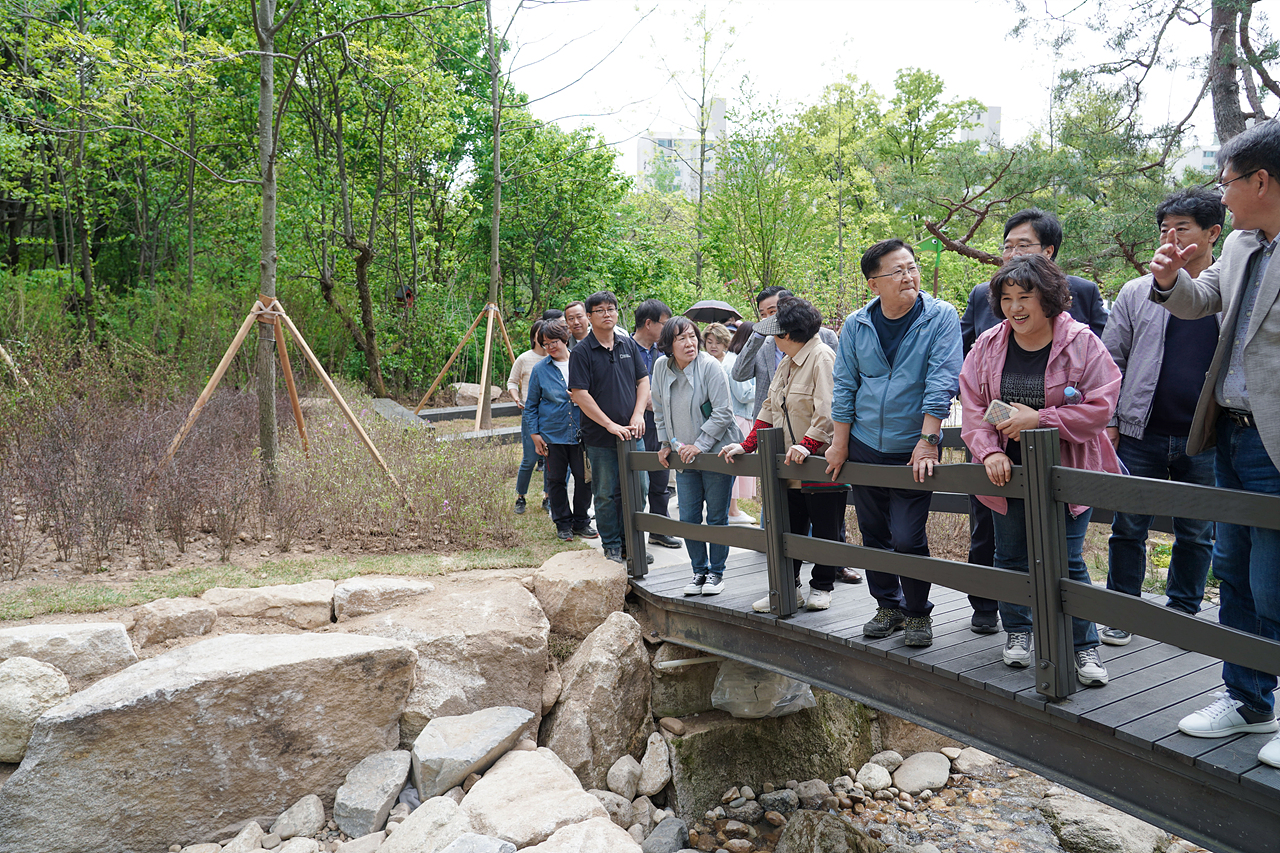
678, 444, 701, 464
719, 443, 745, 463
658, 446, 671, 468
910, 441, 940, 484
983, 451, 1012, 487
824, 445, 848, 481
607, 421, 635, 441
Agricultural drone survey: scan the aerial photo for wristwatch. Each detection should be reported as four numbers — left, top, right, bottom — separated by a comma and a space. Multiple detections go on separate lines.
919, 431, 942, 446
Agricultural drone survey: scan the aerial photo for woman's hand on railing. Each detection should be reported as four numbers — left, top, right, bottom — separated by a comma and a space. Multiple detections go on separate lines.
678, 444, 701, 464
719, 443, 745, 463
784, 444, 810, 466
658, 446, 671, 468
983, 451, 1013, 487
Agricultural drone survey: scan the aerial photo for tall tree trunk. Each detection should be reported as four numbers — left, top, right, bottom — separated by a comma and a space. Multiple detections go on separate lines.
256, 0, 279, 489
1211, 2, 1248, 142
480, 0, 501, 430
354, 244, 387, 396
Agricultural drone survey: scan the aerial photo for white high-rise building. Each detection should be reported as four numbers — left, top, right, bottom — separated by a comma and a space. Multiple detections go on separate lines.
960, 106, 1002, 149
637, 98, 727, 200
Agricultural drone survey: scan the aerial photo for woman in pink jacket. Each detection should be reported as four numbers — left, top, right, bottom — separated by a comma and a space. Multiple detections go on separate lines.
960, 253, 1123, 689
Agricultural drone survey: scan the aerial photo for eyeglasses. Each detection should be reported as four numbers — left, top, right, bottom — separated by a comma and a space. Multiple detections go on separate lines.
1001, 241, 1043, 256
867, 264, 920, 282
1215, 169, 1259, 193
590, 306, 618, 315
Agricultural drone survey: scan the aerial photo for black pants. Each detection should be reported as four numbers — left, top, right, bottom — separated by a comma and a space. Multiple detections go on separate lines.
966, 495, 1000, 615
643, 410, 671, 516
546, 443, 591, 532
788, 490, 845, 592
848, 436, 933, 617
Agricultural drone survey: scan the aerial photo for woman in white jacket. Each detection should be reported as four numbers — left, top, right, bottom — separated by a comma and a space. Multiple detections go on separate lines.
652, 317, 742, 596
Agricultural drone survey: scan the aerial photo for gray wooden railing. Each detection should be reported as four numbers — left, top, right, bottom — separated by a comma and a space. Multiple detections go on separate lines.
617, 426, 1280, 701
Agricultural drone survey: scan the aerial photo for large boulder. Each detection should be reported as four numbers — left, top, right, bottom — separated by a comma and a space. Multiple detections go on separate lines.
523, 816, 642, 853
1039, 792, 1170, 853
531, 551, 627, 639
333, 750, 411, 838
0, 657, 69, 762
411, 706, 535, 799
342, 578, 549, 746
775, 810, 886, 853
0, 633, 415, 853
460, 747, 609, 848
891, 752, 950, 795
0, 622, 136, 686
131, 597, 218, 647
539, 611, 651, 789
665, 690, 873, 822
333, 578, 434, 621
450, 383, 503, 407
201, 579, 335, 629
378, 796, 473, 853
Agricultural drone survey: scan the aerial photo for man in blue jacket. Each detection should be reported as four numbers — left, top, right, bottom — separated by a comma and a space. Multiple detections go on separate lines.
824, 239, 964, 647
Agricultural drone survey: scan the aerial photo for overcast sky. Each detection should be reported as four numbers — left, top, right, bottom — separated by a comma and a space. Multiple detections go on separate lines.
496, 0, 1221, 175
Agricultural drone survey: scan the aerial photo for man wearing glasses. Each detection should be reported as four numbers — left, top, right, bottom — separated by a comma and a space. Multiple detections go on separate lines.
824, 239, 963, 647
568, 291, 651, 565
1148, 120, 1280, 768
957, 208, 1109, 635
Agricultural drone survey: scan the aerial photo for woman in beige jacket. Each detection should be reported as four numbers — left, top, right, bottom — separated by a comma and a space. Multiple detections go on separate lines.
720, 297, 845, 612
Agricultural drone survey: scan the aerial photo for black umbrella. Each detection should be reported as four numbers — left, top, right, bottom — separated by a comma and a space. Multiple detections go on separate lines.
683, 300, 743, 324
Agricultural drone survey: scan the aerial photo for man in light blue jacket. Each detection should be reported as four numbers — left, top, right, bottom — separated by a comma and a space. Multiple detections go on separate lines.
824, 239, 963, 648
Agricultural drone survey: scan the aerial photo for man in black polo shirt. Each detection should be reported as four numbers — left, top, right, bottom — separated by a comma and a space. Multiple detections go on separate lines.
569, 291, 651, 563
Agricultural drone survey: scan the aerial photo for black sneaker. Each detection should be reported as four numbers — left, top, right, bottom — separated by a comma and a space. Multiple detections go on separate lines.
604, 548, 624, 563
649, 533, 681, 549
1100, 627, 1132, 646
971, 612, 1000, 634
863, 607, 905, 638
572, 525, 599, 539
903, 615, 934, 647
556, 527, 573, 542
514, 496, 527, 515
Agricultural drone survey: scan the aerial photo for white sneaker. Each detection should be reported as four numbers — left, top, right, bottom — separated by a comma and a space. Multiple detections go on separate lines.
806, 590, 832, 611
752, 587, 805, 613
727, 511, 757, 525
1003, 631, 1032, 668
682, 576, 706, 596
1259, 734, 1280, 768
1178, 692, 1279, 738
1075, 648, 1109, 687
702, 576, 725, 595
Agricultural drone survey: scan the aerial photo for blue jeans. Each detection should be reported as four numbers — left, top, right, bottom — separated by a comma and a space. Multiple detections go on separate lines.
516, 425, 543, 498
1107, 432, 1215, 614
993, 499, 1100, 651
584, 444, 647, 553
676, 469, 733, 577
1212, 417, 1280, 717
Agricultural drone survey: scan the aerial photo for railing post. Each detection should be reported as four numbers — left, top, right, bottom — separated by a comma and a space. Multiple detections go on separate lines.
1023, 427, 1073, 700
617, 436, 648, 579
757, 427, 796, 616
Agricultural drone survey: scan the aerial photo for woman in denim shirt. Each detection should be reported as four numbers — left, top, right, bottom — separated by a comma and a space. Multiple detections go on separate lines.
525, 320, 596, 542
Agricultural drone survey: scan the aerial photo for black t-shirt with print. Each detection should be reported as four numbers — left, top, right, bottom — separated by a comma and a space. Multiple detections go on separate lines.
999, 337, 1050, 466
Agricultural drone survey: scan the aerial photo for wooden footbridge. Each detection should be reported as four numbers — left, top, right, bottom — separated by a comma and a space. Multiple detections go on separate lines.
615, 428, 1280, 853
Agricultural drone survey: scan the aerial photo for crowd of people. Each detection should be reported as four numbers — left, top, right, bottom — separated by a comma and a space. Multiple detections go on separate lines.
504, 119, 1280, 769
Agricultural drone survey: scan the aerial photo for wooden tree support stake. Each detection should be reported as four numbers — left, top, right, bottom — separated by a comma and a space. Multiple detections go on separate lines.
413, 307, 488, 414
274, 314, 308, 454
474, 305, 498, 432
150, 300, 413, 514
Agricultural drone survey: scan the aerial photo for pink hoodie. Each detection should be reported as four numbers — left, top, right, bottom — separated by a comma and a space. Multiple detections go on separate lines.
960, 312, 1123, 517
